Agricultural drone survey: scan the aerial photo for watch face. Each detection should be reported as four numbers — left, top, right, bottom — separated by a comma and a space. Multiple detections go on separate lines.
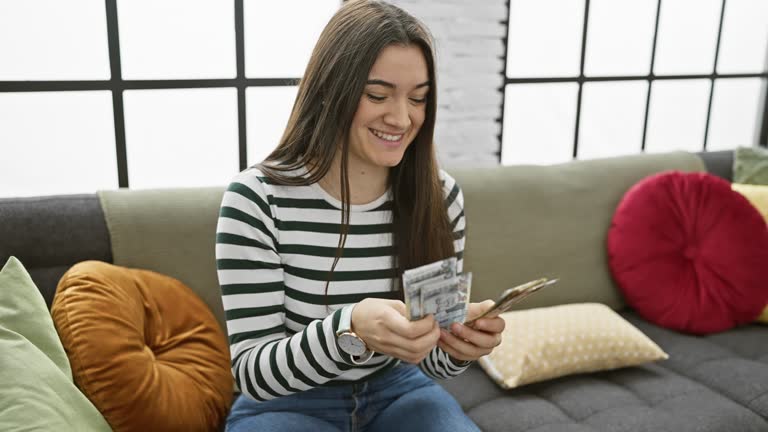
338, 333, 367, 356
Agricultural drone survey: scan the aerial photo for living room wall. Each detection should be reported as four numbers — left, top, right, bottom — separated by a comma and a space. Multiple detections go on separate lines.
0, 0, 767, 198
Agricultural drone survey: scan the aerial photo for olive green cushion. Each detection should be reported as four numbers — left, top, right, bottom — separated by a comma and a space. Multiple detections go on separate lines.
97, 151, 706, 326
97, 187, 227, 332
0, 257, 111, 431
733, 146, 768, 185
448, 151, 705, 310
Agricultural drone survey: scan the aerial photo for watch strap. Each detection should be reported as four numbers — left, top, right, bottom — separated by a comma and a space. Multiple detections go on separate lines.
350, 349, 374, 365
336, 304, 354, 336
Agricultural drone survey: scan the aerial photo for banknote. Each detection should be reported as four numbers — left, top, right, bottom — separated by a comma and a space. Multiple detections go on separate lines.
420, 273, 472, 328
403, 257, 457, 320
463, 277, 558, 327
402, 256, 457, 286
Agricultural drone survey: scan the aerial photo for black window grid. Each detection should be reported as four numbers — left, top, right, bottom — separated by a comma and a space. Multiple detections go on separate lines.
497, 0, 768, 161
0, 0, 766, 190
0, 0, 298, 188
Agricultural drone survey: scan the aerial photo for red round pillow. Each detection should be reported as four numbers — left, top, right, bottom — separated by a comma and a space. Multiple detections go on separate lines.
608, 171, 768, 334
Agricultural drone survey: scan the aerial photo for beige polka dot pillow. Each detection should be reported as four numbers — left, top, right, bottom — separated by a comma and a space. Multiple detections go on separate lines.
478, 303, 668, 389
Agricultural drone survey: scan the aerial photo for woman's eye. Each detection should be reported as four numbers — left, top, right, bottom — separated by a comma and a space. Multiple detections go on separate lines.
410, 97, 427, 104
366, 94, 386, 102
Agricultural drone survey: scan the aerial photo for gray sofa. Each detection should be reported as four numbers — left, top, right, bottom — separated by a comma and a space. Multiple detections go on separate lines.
1, 150, 766, 432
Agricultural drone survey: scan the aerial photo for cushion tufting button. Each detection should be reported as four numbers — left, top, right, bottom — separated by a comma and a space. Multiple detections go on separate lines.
143, 345, 156, 361
683, 246, 698, 260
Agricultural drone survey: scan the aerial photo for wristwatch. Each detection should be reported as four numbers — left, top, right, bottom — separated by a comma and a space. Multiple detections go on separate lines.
336, 307, 374, 364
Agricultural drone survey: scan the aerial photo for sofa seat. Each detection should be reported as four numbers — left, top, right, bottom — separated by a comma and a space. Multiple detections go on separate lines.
439, 311, 768, 432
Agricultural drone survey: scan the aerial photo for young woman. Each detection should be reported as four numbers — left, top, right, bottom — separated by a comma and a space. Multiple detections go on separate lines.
215, 1, 504, 430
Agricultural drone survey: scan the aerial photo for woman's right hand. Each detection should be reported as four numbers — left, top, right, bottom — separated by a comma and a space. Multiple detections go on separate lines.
351, 298, 440, 364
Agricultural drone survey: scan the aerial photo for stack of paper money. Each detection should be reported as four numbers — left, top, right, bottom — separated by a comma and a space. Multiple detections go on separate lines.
402, 257, 472, 328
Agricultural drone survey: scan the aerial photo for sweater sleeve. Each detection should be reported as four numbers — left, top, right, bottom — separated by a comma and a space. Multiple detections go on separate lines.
215, 171, 360, 402
419, 172, 473, 379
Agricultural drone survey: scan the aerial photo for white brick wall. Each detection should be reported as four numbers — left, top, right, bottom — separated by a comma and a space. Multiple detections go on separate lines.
389, 0, 507, 167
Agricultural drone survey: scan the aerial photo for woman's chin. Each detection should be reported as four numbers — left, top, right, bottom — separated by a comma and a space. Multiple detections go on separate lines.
376, 153, 406, 168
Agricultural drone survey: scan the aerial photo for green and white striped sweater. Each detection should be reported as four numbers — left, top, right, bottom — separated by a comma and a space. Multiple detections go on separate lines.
215, 166, 469, 401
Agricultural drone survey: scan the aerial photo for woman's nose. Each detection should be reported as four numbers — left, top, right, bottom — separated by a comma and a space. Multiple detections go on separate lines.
384, 100, 411, 130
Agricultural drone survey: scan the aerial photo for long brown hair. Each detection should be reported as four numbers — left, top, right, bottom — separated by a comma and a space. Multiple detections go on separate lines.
259, 0, 455, 298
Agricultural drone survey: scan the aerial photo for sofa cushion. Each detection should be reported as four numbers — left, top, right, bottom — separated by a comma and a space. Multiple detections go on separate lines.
98, 187, 227, 332
626, 313, 768, 419
608, 171, 768, 334
0, 257, 111, 431
439, 310, 768, 432
759, 309, 768, 323
733, 146, 768, 185
732, 183, 768, 323
0, 195, 112, 308
732, 183, 768, 221
52, 260, 233, 432
448, 151, 705, 309
698, 150, 734, 181
479, 303, 667, 389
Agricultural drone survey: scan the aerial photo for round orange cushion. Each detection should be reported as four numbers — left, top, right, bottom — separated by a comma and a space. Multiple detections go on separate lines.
52, 261, 233, 432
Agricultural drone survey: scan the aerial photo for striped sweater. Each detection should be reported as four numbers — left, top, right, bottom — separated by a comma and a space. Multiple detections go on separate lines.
215, 166, 469, 401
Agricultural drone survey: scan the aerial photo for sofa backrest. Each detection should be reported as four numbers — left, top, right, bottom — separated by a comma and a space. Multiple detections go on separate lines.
448, 151, 705, 310
97, 151, 705, 331
97, 187, 228, 332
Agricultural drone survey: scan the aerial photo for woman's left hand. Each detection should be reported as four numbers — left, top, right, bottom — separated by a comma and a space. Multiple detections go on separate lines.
437, 300, 505, 362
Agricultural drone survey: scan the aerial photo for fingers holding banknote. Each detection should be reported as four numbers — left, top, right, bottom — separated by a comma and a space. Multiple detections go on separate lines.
437, 300, 505, 362
352, 298, 441, 364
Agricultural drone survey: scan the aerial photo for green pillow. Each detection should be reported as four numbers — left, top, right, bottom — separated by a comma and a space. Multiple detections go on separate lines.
733, 146, 768, 185
0, 257, 112, 431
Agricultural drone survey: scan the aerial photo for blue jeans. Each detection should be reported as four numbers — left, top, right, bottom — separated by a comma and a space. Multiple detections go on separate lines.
226, 363, 479, 432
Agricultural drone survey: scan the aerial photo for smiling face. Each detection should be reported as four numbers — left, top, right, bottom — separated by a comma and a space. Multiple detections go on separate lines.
346, 44, 430, 172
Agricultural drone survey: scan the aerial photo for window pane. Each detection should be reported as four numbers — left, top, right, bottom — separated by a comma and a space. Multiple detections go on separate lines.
584, 0, 657, 76
645, 79, 710, 153
246, 86, 298, 166
654, 0, 721, 75
707, 78, 765, 150
0, 0, 110, 80
123, 88, 239, 189
578, 81, 648, 159
716, 0, 768, 74
501, 83, 579, 165
506, 0, 585, 78
117, 0, 236, 80
0, 91, 117, 198
245, 0, 339, 78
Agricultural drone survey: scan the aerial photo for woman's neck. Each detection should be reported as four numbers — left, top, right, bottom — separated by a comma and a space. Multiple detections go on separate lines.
318, 155, 389, 205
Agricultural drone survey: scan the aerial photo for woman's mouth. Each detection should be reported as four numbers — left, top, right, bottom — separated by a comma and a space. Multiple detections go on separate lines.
369, 128, 404, 147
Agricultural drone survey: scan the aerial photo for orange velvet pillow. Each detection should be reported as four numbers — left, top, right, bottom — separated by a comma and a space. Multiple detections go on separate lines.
52, 261, 233, 432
